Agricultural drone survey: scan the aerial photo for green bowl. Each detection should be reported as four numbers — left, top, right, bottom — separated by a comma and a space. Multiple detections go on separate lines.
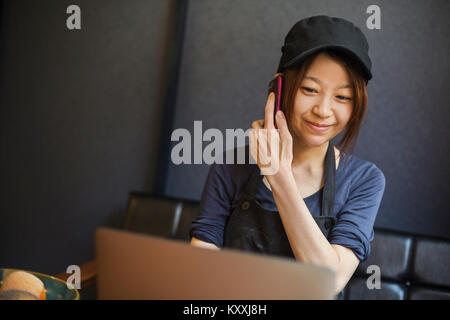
0, 268, 79, 300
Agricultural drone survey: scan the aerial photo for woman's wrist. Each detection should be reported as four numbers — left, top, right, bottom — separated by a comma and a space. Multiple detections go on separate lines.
265, 165, 295, 191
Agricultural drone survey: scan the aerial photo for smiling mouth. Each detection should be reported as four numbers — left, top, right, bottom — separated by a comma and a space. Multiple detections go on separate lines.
305, 120, 333, 131
306, 120, 333, 127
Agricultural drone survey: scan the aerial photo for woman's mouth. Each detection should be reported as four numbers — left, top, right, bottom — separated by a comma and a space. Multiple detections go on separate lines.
305, 120, 333, 132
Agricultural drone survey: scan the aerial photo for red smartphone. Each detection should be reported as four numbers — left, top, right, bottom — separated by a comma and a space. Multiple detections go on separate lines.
267, 73, 283, 129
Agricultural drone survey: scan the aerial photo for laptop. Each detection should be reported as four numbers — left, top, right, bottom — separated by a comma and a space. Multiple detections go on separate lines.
95, 227, 336, 300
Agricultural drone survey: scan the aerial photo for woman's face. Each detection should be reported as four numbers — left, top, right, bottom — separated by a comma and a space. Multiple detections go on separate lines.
289, 52, 354, 147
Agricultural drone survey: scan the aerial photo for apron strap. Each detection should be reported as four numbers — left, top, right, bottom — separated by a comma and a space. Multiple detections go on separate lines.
240, 164, 263, 201
239, 141, 336, 217
321, 141, 336, 217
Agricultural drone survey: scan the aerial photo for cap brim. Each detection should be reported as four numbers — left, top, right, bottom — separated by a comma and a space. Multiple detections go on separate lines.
279, 44, 372, 82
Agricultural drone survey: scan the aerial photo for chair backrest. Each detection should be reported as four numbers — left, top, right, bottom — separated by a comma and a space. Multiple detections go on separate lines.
123, 192, 200, 241
347, 229, 450, 300
122, 192, 450, 300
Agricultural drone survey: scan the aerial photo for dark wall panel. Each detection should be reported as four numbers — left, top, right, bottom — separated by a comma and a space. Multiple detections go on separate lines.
0, 0, 174, 274
164, 0, 450, 239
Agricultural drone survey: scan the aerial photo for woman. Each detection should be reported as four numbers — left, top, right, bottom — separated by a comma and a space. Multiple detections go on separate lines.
189, 15, 386, 297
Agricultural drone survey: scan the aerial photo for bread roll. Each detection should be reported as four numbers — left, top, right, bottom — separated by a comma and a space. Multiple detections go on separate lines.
0, 271, 46, 300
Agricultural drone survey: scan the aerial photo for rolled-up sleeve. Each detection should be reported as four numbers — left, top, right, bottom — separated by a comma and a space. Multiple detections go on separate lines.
329, 164, 386, 262
189, 163, 235, 247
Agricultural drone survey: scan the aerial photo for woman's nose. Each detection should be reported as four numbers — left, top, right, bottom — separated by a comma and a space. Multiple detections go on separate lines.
313, 97, 333, 118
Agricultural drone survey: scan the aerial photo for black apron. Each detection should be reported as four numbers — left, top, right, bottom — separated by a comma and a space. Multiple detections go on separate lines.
223, 141, 345, 299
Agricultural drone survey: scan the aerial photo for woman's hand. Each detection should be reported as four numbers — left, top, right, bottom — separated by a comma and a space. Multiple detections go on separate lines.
249, 92, 294, 183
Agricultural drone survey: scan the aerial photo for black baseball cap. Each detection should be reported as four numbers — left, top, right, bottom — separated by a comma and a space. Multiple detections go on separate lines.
277, 15, 372, 82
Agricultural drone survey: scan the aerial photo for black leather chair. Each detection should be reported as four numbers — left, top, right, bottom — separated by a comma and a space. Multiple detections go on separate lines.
123, 192, 450, 300
123, 192, 201, 242
347, 229, 450, 299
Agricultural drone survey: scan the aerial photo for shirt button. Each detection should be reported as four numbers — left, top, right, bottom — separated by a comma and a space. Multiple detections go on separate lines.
324, 221, 331, 230
241, 201, 250, 211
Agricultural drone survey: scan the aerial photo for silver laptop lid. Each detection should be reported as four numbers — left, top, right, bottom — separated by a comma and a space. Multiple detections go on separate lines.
95, 227, 336, 300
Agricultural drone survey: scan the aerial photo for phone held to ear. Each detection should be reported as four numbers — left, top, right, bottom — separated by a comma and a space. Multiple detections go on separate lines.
267, 73, 283, 129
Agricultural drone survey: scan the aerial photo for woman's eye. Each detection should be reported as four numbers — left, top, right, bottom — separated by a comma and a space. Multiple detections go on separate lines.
337, 95, 352, 101
302, 87, 316, 93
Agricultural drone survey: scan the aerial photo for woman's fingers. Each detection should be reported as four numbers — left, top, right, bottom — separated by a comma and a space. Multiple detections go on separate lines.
249, 93, 287, 175
258, 131, 269, 166
275, 110, 293, 163
251, 127, 279, 175
249, 129, 265, 167
264, 129, 280, 175
251, 119, 265, 130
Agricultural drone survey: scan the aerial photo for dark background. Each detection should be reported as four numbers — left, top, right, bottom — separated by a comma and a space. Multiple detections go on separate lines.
1, 0, 449, 275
